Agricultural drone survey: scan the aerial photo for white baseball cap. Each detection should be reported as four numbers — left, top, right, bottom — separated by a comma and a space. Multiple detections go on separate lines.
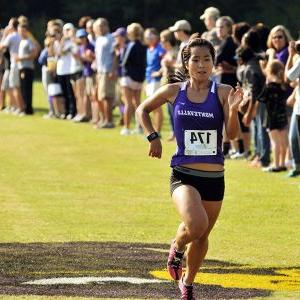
63, 23, 75, 31
200, 7, 220, 20
169, 20, 191, 32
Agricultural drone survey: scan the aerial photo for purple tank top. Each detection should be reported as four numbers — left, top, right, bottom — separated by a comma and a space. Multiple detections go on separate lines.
170, 80, 224, 167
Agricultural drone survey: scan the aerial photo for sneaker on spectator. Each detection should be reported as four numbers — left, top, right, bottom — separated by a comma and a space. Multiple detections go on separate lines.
18, 111, 25, 117
43, 112, 55, 119
100, 122, 115, 129
12, 108, 21, 115
66, 114, 74, 120
72, 114, 82, 122
262, 166, 281, 172
287, 169, 300, 177
3, 107, 11, 114
120, 127, 131, 136
230, 152, 246, 159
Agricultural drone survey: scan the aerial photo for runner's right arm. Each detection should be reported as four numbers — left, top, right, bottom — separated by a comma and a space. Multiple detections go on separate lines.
136, 83, 180, 158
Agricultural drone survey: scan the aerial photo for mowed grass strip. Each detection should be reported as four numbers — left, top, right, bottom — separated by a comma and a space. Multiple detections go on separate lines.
0, 82, 299, 271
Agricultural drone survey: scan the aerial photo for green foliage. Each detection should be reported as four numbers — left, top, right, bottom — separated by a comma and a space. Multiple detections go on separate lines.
0, 0, 299, 39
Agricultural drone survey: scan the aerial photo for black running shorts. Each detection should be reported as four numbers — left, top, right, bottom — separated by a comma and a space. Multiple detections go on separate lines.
170, 166, 225, 201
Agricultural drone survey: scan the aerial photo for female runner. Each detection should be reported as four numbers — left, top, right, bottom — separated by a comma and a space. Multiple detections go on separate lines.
136, 37, 243, 299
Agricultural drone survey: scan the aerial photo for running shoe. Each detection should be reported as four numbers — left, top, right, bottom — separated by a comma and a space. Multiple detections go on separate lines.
178, 276, 195, 300
167, 240, 184, 280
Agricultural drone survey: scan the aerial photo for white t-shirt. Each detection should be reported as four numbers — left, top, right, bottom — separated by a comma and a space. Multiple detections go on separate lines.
56, 39, 73, 76
70, 43, 83, 74
18, 38, 34, 69
287, 57, 300, 115
2, 32, 21, 67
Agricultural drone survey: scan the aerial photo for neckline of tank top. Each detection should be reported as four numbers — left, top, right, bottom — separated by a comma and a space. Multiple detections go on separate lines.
181, 80, 216, 105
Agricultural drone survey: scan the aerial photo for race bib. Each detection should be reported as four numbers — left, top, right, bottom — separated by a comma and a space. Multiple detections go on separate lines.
184, 130, 217, 156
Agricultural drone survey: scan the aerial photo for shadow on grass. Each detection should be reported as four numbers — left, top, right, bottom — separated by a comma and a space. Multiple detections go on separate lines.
1, 242, 297, 299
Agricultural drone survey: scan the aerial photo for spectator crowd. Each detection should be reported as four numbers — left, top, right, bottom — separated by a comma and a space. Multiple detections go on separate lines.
0, 8, 300, 177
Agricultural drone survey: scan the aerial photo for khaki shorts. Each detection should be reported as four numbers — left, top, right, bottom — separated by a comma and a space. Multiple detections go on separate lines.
85, 75, 96, 96
97, 73, 116, 101
9, 65, 20, 88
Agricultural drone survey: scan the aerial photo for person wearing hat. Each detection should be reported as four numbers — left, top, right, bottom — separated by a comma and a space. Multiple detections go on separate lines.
75, 28, 95, 122
200, 6, 221, 48
56, 22, 77, 119
169, 20, 191, 69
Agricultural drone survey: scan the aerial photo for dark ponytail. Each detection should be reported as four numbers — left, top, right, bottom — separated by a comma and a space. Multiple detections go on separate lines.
168, 35, 215, 84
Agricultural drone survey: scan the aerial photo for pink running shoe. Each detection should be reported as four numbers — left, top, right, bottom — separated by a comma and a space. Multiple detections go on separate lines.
167, 240, 184, 280
178, 277, 195, 300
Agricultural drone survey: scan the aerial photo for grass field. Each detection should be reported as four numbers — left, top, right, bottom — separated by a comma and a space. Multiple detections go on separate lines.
0, 82, 299, 299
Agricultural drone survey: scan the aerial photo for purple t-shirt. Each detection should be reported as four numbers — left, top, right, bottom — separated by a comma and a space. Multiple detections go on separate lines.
275, 47, 289, 65
79, 42, 95, 77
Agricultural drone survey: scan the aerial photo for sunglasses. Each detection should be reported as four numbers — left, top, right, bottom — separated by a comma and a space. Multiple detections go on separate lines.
272, 35, 284, 40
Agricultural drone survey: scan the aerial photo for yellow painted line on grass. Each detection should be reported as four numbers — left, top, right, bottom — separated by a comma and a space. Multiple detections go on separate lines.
150, 268, 300, 291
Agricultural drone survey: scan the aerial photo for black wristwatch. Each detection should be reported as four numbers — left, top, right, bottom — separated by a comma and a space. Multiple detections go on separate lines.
147, 132, 160, 142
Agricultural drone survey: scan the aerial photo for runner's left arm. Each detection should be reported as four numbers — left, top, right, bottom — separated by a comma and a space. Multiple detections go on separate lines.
220, 84, 243, 140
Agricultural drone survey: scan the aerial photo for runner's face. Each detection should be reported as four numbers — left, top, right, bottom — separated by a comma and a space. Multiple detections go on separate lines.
186, 46, 213, 80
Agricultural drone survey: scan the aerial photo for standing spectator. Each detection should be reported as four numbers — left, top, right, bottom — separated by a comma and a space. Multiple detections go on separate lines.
169, 20, 191, 68
16, 23, 36, 115
70, 27, 85, 123
94, 18, 117, 128
0, 18, 24, 115
56, 23, 77, 120
240, 30, 270, 168
285, 40, 300, 177
215, 16, 237, 86
215, 16, 238, 157
119, 23, 146, 135
86, 19, 96, 46
78, 16, 91, 29
76, 28, 95, 122
200, 6, 221, 48
160, 29, 178, 141
264, 25, 293, 165
265, 25, 292, 68
0, 28, 9, 110
113, 27, 127, 129
232, 22, 251, 46
258, 60, 288, 172
144, 28, 166, 135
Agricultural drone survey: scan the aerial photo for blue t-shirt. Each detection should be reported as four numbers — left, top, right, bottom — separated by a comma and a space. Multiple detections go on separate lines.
145, 43, 165, 83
